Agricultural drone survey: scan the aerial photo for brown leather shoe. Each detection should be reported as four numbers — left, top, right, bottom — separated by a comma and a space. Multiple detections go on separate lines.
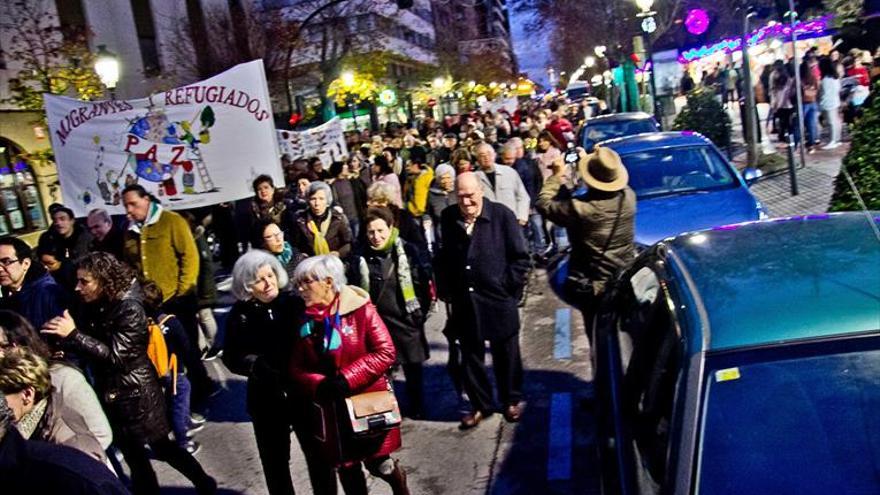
459, 410, 486, 430
503, 402, 523, 423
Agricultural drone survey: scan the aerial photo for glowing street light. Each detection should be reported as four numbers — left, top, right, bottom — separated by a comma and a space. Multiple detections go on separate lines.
94, 44, 120, 99
594, 45, 607, 58
584, 56, 596, 68
635, 0, 654, 14
342, 71, 355, 87
433, 76, 446, 89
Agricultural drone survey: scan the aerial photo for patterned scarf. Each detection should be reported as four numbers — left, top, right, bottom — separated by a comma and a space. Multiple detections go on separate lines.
16, 397, 48, 440
358, 228, 420, 314
277, 241, 294, 266
300, 293, 342, 352
307, 213, 332, 255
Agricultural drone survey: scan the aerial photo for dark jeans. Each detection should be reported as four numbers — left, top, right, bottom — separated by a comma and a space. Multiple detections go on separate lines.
163, 294, 216, 410
116, 434, 213, 495
459, 330, 523, 414
252, 409, 336, 495
162, 373, 192, 446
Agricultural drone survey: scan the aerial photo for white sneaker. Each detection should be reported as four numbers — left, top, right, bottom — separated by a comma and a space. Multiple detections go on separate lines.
821, 142, 840, 150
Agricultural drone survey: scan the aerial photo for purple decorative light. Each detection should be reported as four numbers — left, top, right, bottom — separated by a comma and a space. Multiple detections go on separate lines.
678, 15, 833, 63
686, 9, 710, 35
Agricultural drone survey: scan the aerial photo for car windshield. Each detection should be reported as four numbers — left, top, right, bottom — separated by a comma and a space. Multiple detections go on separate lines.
697, 344, 880, 495
582, 119, 657, 148
619, 145, 738, 199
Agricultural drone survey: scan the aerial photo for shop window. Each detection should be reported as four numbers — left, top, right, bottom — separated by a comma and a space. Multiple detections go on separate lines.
0, 139, 47, 236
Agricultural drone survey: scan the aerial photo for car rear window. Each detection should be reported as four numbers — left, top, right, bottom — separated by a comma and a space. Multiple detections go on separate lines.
697, 347, 880, 494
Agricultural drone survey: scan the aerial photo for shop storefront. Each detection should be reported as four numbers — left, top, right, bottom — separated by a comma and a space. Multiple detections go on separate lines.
0, 138, 48, 237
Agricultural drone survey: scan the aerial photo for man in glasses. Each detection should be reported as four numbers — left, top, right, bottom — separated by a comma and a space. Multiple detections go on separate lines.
0, 236, 68, 330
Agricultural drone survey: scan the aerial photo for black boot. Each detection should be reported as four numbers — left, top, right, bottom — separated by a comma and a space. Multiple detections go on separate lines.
338, 465, 368, 495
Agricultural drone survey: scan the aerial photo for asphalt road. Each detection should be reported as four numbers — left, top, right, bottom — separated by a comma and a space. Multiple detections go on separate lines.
151, 269, 600, 494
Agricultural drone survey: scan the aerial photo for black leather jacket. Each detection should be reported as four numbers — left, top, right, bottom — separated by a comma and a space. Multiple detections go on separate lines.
64, 282, 170, 443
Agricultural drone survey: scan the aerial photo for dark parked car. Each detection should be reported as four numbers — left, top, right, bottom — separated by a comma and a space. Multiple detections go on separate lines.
579, 112, 660, 152
590, 212, 880, 495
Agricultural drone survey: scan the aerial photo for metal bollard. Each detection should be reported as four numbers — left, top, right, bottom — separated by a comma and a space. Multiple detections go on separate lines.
787, 134, 799, 196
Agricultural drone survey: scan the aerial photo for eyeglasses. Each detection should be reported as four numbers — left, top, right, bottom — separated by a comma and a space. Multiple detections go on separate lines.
0, 258, 20, 268
295, 278, 320, 291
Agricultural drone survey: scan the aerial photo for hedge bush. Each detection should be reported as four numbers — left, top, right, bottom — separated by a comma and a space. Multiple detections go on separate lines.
830, 83, 880, 211
672, 88, 732, 149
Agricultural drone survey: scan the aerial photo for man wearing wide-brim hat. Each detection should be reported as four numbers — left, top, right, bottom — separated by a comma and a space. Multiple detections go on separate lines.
536, 145, 636, 325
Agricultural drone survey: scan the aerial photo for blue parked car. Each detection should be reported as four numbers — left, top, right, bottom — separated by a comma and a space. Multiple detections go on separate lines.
591, 212, 880, 495
579, 112, 660, 152
602, 131, 767, 249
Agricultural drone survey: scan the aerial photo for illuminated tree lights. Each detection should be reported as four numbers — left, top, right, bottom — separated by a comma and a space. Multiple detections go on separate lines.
678, 15, 833, 63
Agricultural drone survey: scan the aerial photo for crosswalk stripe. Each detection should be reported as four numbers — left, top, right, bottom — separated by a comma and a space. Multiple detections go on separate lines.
554, 308, 572, 360
547, 392, 573, 481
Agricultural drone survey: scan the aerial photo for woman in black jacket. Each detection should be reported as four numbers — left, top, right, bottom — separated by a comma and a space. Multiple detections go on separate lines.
41, 252, 216, 495
349, 207, 432, 418
222, 250, 335, 495
291, 181, 353, 261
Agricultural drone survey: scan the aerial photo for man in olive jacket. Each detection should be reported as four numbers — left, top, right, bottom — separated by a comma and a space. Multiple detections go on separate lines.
536, 147, 636, 323
436, 172, 530, 430
121, 184, 215, 409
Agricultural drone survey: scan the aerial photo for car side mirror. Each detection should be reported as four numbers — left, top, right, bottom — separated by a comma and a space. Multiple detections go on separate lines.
742, 167, 762, 186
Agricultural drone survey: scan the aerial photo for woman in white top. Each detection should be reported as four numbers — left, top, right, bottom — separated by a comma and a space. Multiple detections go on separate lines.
818, 57, 842, 149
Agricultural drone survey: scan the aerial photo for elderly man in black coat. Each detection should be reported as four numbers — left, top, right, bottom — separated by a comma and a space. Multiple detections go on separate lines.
436, 172, 530, 429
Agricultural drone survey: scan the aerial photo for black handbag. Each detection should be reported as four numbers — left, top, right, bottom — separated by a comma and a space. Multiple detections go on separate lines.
564, 192, 625, 306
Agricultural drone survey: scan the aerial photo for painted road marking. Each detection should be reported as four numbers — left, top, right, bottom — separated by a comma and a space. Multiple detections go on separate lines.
547, 392, 573, 481
554, 308, 572, 360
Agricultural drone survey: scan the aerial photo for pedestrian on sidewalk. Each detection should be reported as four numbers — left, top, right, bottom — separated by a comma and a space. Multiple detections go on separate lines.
349, 207, 432, 419
536, 148, 636, 330
223, 250, 335, 495
435, 173, 530, 430
770, 65, 795, 143
290, 255, 410, 495
41, 253, 217, 494
819, 57, 842, 150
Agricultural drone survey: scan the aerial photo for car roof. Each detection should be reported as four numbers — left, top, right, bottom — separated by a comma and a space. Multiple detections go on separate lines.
584, 112, 654, 124
601, 131, 713, 154
661, 213, 880, 354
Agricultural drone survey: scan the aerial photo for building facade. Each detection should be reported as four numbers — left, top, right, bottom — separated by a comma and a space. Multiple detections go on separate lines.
431, 0, 517, 78
0, 0, 241, 240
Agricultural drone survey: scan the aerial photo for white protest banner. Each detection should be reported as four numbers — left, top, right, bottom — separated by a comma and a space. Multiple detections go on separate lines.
277, 117, 348, 168
45, 60, 282, 217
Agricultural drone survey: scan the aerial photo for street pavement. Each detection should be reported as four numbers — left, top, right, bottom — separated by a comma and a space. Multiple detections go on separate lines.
151, 269, 600, 494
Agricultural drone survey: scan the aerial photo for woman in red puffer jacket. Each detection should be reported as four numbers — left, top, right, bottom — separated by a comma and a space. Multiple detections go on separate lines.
289, 254, 409, 495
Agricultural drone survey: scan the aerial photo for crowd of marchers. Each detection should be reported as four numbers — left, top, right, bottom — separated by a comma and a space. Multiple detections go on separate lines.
0, 96, 638, 495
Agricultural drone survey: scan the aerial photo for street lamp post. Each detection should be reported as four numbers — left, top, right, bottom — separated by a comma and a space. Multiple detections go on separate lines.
635, 0, 661, 124
742, 10, 760, 167
94, 45, 119, 100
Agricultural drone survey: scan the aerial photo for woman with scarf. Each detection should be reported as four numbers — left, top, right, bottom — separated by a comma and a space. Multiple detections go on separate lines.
223, 250, 335, 495
349, 208, 431, 418
292, 181, 353, 262
254, 219, 298, 287
249, 175, 294, 245
289, 254, 409, 495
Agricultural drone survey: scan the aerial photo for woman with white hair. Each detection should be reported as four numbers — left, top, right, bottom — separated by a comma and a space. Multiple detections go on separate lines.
291, 181, 353, 260
289, 255, 410, 495
427, 163, 457, 249
222, 250, 335, 495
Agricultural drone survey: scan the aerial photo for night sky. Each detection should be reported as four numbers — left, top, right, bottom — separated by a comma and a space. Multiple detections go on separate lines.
509, 10, 551, 87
